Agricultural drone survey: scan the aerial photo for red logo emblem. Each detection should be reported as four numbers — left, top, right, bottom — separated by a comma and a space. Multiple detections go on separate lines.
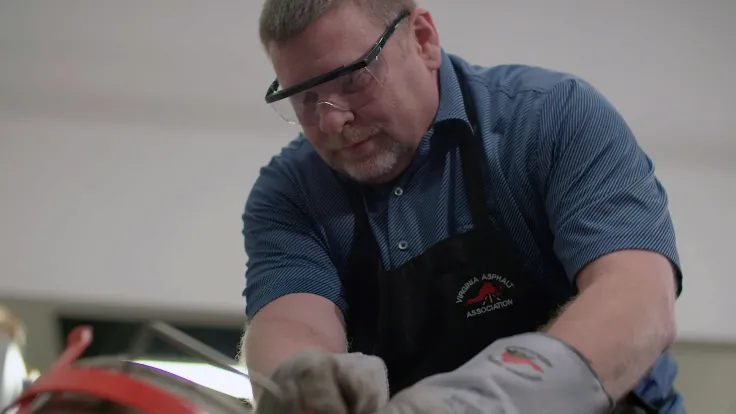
501, 349, 544, 373
465, 282, 502, 306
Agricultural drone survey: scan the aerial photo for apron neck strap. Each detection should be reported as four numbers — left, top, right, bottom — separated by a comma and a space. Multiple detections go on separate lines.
454, 67, 490, 228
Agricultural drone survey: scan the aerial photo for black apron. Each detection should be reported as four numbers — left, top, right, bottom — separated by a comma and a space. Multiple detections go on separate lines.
338, 65, 661, 414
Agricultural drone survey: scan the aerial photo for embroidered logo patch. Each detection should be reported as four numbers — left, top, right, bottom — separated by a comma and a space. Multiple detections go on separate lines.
455, 273, 514, 318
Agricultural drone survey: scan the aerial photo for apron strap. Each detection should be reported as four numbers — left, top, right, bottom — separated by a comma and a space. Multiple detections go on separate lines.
454, 69, 492, 230
458, 129, 490, 228
344, 184, 382, 264
342, 183, 390, 355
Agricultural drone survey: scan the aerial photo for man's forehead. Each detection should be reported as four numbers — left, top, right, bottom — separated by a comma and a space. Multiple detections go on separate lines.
269, 7, 385, 87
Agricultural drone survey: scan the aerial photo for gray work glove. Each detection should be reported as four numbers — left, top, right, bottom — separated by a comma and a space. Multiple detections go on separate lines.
377, 332, 614, 414
254, 348, 390, 414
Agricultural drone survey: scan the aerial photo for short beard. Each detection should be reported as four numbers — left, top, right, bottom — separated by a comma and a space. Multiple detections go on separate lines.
341, 137, 405, 183
328, 125, 407, 184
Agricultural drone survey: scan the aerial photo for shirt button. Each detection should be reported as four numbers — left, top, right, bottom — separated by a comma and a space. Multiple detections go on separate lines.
397, 240, 409, 251
393, 187, 404, 197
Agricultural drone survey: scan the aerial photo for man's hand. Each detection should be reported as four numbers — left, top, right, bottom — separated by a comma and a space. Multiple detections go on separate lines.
376, 333, 613, 414
243, 293, 348, 400
254, 348, 389, 414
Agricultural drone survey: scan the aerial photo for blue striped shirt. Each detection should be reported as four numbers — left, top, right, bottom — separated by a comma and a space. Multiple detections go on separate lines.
242, 50, 683, 411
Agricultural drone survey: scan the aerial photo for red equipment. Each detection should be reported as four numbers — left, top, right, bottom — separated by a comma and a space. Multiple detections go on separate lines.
2, 321, 255, 414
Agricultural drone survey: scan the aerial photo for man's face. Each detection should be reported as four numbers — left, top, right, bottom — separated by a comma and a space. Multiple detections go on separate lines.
267, 5, 442, 184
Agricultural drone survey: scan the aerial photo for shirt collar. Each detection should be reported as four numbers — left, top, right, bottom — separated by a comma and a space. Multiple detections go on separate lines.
407, 50, 471, 174
433, 49, 471, 124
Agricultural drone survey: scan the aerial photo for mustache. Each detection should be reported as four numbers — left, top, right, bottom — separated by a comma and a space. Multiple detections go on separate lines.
331, 125, 383, 145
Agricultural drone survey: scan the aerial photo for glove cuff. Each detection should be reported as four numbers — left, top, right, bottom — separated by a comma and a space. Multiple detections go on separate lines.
388, 333, 613, 414
484, 332, 614, 411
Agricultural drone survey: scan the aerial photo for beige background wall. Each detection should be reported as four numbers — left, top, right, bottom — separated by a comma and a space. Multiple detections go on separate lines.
671, 342, 736, 413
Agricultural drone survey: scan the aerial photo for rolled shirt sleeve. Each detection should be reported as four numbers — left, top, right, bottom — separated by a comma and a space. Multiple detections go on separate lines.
535, 78, 682, 295
242, 157, 347, 321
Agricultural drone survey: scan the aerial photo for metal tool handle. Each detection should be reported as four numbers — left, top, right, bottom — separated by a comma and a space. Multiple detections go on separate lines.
124, 321, 283, 400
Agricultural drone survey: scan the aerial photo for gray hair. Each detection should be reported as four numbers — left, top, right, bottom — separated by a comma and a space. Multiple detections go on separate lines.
258, 0, 417, 49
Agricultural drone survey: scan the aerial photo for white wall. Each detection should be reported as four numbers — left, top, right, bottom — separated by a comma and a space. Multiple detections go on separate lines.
0, 115, 282, 315
662, 162, 735, 342
1, 0, 734, 342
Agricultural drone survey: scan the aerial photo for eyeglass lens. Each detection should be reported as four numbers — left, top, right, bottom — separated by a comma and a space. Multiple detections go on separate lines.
270, 55, 388, 126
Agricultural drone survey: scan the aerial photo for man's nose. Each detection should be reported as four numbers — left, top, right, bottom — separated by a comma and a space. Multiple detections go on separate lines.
317, 101, 354, 135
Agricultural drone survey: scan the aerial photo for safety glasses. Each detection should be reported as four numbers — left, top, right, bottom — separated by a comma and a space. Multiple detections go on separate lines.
264, 10, 410, 126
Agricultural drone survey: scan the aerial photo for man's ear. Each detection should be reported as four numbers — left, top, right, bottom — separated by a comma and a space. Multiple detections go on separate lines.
408, 7, 441, 70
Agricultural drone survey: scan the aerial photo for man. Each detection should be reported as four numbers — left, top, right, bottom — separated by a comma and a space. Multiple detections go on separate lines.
241, 0, 685, 413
